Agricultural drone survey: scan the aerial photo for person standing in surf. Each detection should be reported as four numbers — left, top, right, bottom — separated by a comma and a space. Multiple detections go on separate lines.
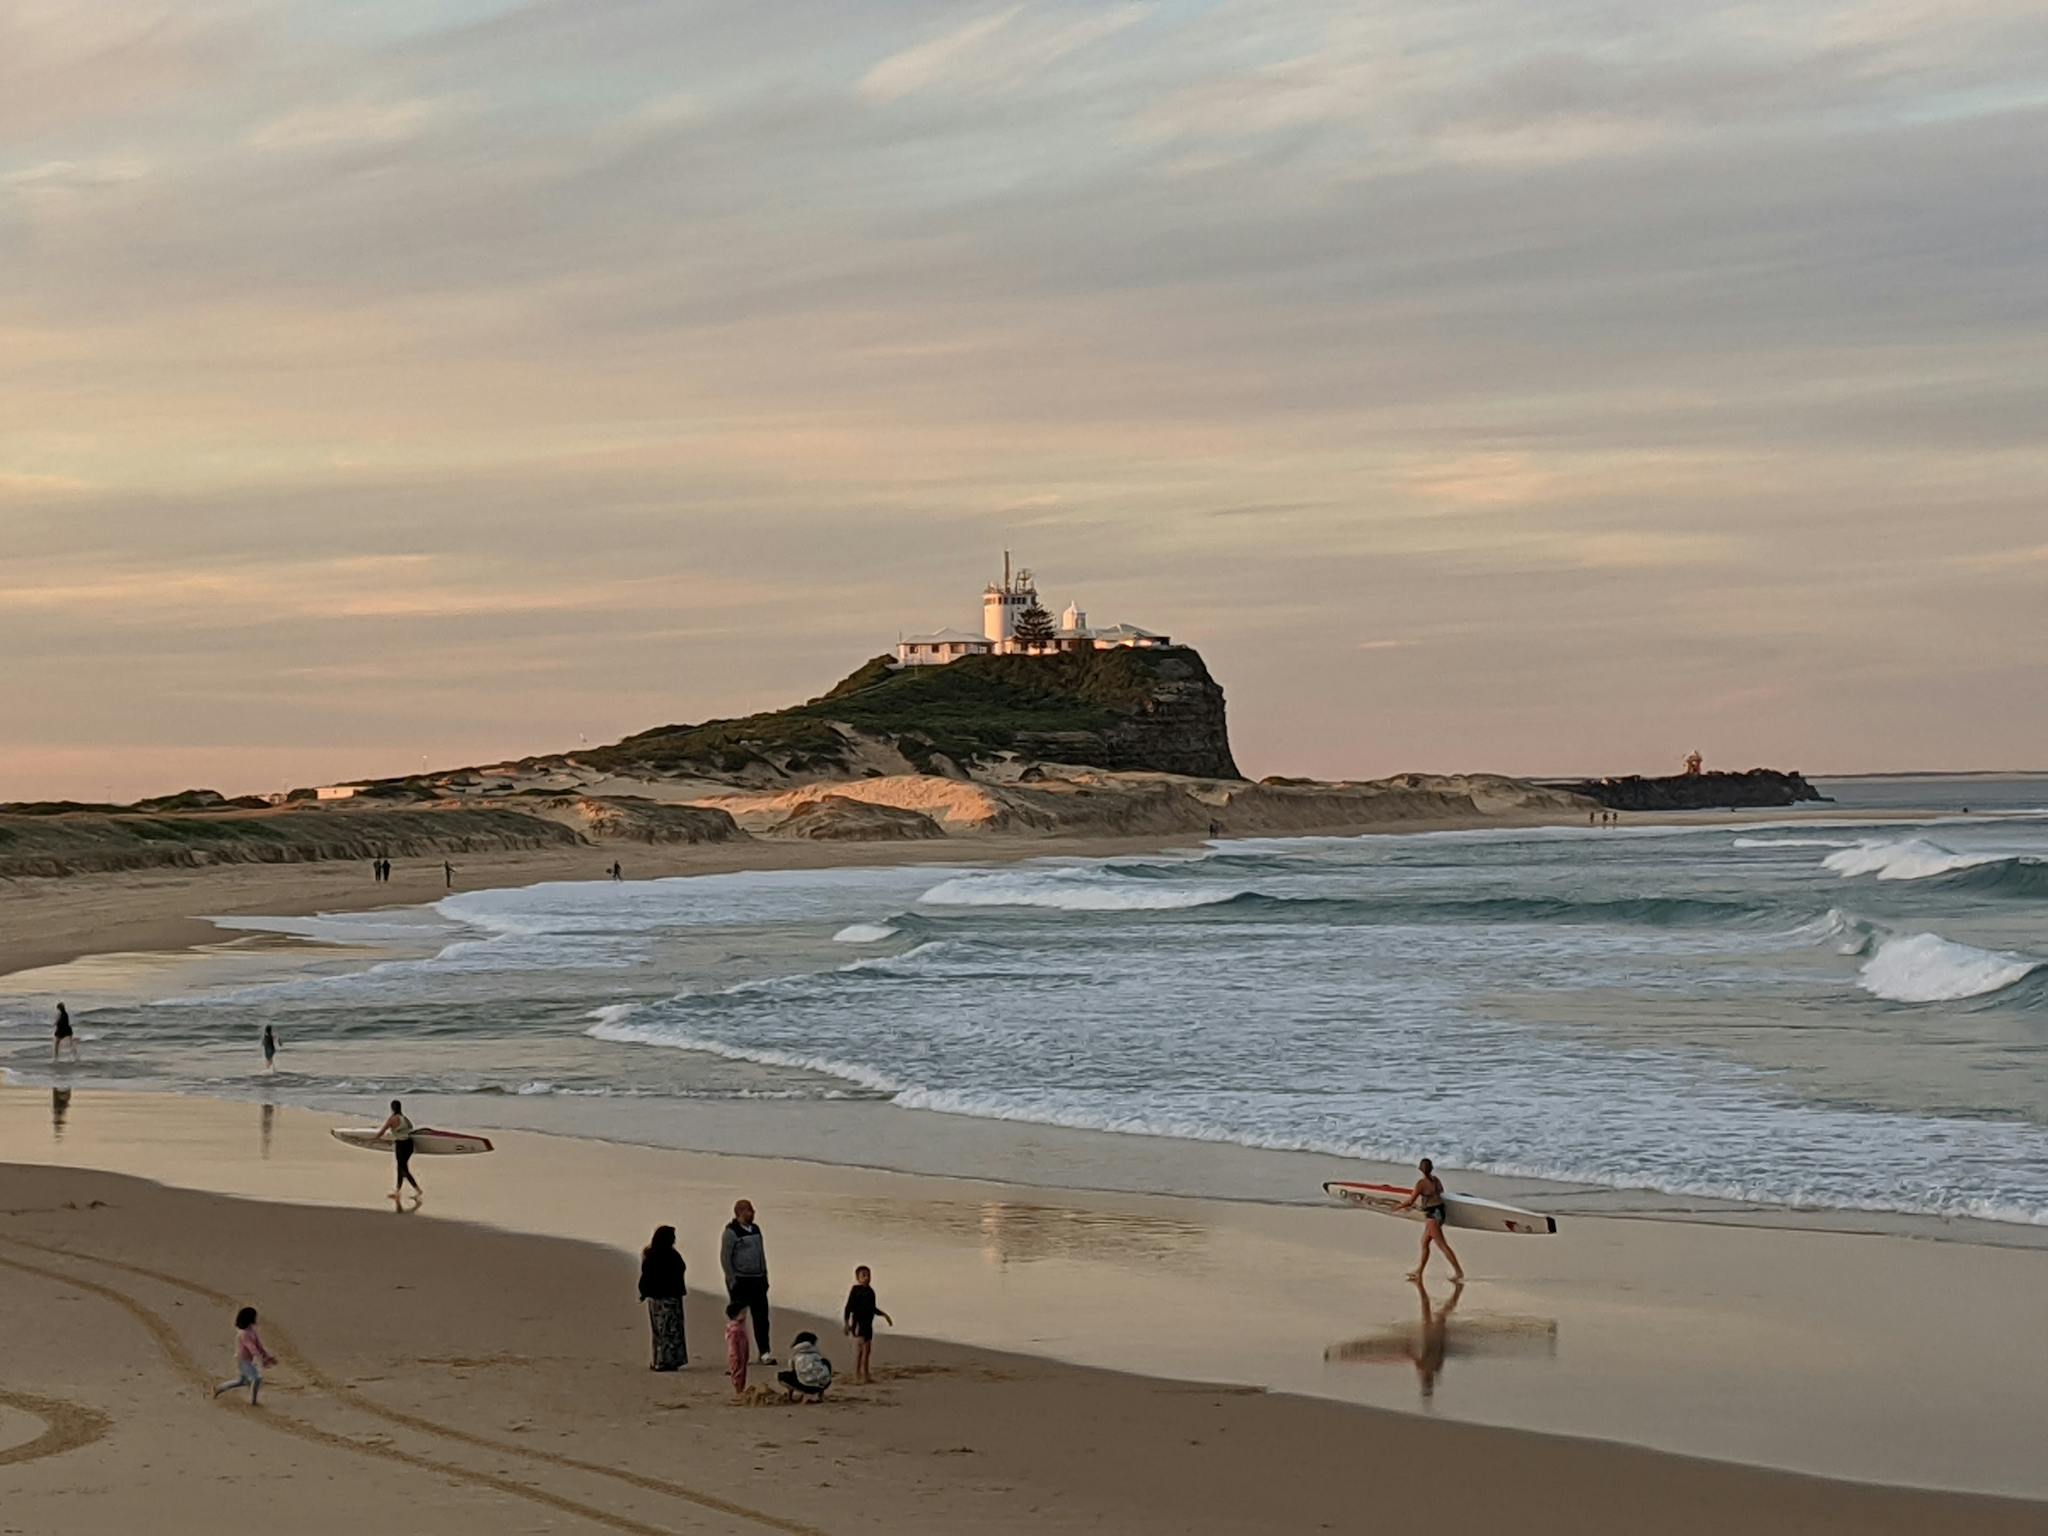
377, 1098, 423, 1206
1395, 1158, 1465, 1283
261, 1025, 278, 1072
52, 1002, 79, 1062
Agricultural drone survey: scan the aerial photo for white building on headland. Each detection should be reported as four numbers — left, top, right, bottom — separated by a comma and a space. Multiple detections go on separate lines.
895, 554, 1172, 667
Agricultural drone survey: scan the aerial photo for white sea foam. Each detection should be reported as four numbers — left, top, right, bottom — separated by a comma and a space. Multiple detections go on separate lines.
1858, 932, 2042, 1003
1787, 907, 1881, 956
1732, 836, 1858, 850
833, 923, 900, 943
919, 871, 1240, 912
1823, 837, 2016, 882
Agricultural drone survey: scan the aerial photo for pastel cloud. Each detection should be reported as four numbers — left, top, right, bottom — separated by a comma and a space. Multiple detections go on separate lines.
2, 0, 2045, 798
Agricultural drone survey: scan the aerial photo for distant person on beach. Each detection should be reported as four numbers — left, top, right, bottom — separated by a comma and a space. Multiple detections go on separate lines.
262, 1025, 278, 1071
843, 1265, 892, 1384
610, 861, 623, 881
1395, 1158, 1465, 1283
53, 1003, 78, 1062
639, 1225, 688, 1371
721, 1199, 773, 1362
377, 1098, 423, 1205
211, 1306, 277, 1405
778, 1331, 832, 1403
724, 1300, 751, 1399
443, 860, 455, 889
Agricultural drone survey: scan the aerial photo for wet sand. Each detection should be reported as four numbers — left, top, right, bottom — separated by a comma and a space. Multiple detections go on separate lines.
3, 1086, 2046, 1534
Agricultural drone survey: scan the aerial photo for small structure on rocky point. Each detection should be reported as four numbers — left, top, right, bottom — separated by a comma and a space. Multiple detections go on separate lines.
895, 552, 1172, 667
1683, 750, 1704, 776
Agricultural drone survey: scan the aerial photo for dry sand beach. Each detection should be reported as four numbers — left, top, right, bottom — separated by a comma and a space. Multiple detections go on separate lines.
4, 1094, 2047, 1536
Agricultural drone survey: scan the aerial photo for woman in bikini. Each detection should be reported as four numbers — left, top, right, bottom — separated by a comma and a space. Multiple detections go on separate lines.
1395, 1157, 1464, 1283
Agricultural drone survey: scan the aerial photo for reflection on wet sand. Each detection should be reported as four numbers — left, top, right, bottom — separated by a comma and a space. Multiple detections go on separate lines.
51, 1087, 71, 1141
839, 1197, 1212, 1271
260, 1102, 275, 1159
1325, 1280, 1558, 1401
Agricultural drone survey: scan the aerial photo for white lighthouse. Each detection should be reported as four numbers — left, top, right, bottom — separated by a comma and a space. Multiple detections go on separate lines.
982, 550, 1038, 643
894, 555, 1171, 666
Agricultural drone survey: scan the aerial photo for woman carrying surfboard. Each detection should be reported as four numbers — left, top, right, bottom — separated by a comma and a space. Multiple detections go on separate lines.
1395, 1159, 1464, 1283
377, 1098, 423, 1207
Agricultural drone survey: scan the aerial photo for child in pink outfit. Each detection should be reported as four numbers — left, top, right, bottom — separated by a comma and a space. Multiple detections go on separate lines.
725, 1300, 750, 1399
213, 1306, 277, 1405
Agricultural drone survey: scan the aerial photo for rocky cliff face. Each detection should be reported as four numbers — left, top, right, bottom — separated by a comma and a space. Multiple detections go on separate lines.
1549, 768, 1827, 811
994, 649, 1241, 779
584, 646, 1243, 782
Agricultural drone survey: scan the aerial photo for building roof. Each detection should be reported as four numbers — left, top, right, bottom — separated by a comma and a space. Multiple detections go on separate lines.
1091, 623, 1166, 640
900, 628, 991, 646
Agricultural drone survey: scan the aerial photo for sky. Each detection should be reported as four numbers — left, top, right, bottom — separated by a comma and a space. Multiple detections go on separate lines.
4, 0, 2046, 799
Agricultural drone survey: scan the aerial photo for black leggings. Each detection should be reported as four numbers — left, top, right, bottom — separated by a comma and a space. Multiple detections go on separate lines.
395, 1139, 420, 1190
729, 1276, 770, 1356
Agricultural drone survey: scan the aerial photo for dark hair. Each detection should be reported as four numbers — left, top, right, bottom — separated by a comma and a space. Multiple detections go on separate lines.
726, 1300, 746, 1320
643, 1224, 676, 1259
854, 1264, 871, 1277
1419, 1157, 1434, 1174
235, 1306, 258, 1328
390, 1099, 402, 1113
793, 1330, 817, 1346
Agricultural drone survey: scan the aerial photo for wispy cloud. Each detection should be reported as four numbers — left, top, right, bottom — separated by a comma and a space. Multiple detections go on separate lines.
860, 4, 1147, 104
244, 96, 447, 153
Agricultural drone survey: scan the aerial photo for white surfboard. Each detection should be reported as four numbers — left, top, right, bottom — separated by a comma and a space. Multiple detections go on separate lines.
331, 1127, 495, 1156
1323, 1180, 1556, 1235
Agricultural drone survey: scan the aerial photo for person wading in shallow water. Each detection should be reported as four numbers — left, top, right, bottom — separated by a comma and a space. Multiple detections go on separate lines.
1394, 1158, 1465, 1283
53, 1002, 79, 1063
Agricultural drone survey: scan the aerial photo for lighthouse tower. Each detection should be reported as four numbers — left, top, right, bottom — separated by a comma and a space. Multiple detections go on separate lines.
982, 550, 1037, 646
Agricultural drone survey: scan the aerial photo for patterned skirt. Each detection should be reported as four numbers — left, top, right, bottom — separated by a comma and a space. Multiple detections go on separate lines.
646, 1296, 687, 1370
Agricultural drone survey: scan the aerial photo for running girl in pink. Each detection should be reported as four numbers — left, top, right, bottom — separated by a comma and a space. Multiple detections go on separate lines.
212, 1306, 277, 1405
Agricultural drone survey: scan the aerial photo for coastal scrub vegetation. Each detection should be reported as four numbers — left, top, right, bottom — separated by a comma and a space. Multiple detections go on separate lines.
588, 648, 1197, 777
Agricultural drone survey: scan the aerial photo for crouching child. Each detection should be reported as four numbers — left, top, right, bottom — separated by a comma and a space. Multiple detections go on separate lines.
778, 1331, 832, 1403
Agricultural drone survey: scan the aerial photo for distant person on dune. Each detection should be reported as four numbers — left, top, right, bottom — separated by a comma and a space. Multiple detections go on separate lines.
262, 1025, 278, 1071
377, 1098, 423, 1206
1394, 1158, 1465, 1283
53, 1002, 78, 1062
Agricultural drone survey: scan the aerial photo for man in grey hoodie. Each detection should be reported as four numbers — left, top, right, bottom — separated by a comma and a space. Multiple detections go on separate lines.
720, 1198, 773, 1363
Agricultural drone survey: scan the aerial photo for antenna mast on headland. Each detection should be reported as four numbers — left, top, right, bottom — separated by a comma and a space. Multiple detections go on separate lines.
1003, 548, 1012, 591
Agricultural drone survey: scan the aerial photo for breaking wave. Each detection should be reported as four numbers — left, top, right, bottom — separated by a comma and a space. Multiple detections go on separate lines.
833, 923, 900, 943
1858, 932, 2043, 1004
1823, 838, 2048, 893
919, 872, 1241, 911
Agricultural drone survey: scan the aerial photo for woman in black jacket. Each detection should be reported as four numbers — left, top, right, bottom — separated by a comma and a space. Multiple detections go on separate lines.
638, 1225, 688, 1370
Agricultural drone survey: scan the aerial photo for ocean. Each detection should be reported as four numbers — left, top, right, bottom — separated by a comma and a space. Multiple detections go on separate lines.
9, 777, 2048, 1232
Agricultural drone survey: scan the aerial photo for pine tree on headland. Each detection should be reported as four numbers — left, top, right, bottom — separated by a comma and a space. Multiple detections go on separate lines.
1012, 602, 1057, 649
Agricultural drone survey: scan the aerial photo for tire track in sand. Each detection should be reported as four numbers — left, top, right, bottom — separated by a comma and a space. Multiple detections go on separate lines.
0, 1239, 824, 1536
0, 1387, 111, 1467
